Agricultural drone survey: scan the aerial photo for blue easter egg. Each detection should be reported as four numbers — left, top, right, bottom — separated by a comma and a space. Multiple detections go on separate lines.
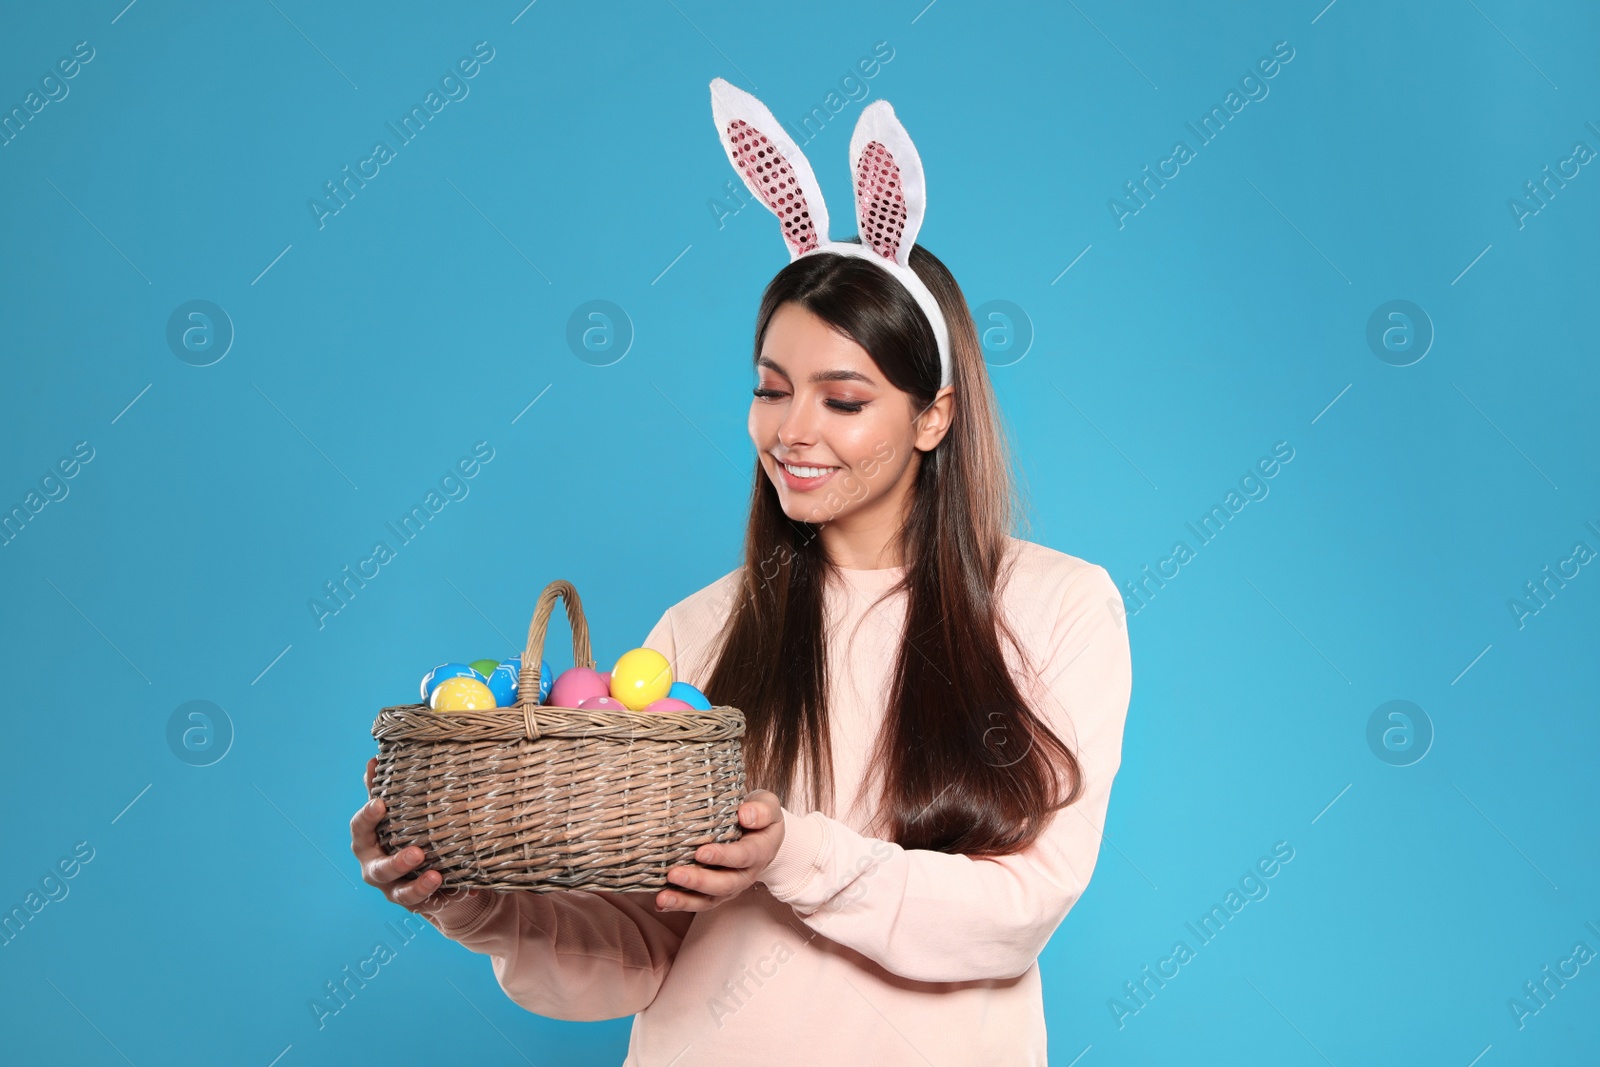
487, 657, 521, 707
486, 657, 556, 705
420, 662, 488, 702
668, 681, 713, 710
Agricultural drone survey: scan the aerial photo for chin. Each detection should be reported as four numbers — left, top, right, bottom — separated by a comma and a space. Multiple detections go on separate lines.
771, 489, 813, 523
767, 486, 823, 525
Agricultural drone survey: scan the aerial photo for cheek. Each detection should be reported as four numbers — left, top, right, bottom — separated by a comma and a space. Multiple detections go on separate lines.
748, 404, 774, 446
837, 419, 908, 477
860, 449, 913, 498
834, 425, 913, 498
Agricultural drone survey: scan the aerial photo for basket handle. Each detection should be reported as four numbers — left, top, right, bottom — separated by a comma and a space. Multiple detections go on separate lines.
518, 579, 595, 705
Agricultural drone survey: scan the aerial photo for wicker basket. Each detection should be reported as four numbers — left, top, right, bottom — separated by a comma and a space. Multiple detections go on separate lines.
370, 579, 748, 893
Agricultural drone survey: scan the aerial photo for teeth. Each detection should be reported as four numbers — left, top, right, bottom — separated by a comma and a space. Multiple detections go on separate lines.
781, 462, 834, 479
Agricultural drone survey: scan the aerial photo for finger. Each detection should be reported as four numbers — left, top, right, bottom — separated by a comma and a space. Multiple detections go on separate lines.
737, 793, 780, 830
700, 831, 774, 870
667, 864, 747, 898
390, 868, 444, 908
694, 840, 754, 869
364, 756, 376, 794
350, 796, 387, 862
367, 844, 428, 886
657, 885, 719, 912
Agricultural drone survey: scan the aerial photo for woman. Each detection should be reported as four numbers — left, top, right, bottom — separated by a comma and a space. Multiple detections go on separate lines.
351, 82, 1132, 1065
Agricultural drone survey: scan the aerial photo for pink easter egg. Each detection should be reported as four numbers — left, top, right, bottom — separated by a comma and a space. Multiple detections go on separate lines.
643, 697, 694, 713
576, 695, 626, 711
599, 670, 611, 685
548, 667, 609, 708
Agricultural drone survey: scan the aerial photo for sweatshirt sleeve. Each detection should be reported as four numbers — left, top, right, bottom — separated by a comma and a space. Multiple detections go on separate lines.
420, 888, 694, 1020
415, 608, 697, 1020
755, 563, 1133, 984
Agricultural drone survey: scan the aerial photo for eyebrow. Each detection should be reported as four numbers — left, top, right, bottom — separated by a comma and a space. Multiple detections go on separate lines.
756, 356, 876, 386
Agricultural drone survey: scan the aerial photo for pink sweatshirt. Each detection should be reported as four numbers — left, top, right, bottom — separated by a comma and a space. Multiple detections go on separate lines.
421, 537, 1132, 1065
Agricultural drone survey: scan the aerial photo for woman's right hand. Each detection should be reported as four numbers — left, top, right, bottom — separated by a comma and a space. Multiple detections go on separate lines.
352, 755, 483, 915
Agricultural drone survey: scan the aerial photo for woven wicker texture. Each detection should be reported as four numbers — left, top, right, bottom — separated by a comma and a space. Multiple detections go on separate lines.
371, 580, 748, 892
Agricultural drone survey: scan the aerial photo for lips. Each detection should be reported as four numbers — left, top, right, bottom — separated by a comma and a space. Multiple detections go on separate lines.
774, 457, 839, 491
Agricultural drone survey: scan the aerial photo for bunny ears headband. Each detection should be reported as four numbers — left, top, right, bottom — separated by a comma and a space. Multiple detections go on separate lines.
709, 77, 952, 389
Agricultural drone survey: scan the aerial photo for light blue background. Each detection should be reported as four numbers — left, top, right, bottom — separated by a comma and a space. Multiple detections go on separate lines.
2, 0, 1596, 1063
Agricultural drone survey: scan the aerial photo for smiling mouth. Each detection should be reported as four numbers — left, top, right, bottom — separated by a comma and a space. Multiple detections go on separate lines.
774, 458, 839, 490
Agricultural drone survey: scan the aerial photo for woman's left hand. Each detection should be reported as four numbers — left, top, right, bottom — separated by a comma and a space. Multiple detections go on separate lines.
656, 790, 785, 913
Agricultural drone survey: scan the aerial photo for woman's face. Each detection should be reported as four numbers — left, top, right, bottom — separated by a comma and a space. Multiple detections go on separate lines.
748, 301, 949, 530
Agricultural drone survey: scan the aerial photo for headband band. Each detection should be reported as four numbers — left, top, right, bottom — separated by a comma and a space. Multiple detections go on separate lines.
710, 77, 952, 390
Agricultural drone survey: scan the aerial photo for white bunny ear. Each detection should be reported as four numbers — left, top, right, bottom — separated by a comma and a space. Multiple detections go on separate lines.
710, 77, 830, 260
848, 99, 926, 268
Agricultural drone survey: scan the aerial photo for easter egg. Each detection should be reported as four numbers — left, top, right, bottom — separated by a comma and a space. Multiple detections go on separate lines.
668, 682, 713, 710
609, 648, 672, 711
430, 676, 496, 712
420, 662, 488, 702
548, 667, 610, 708
643, 697, 694, 713
470, 658, 500, 678
576, 695, 627, 711
486, 657, 521, 707
538, 659, 553, 703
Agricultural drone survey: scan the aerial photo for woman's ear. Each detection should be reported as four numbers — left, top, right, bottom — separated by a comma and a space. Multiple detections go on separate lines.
914, 385, 956, 452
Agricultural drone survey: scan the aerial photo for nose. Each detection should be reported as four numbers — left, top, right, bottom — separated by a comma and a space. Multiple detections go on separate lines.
774, 391, 819, 451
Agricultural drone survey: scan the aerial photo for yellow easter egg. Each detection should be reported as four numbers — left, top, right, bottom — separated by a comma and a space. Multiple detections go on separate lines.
430, 676, 496, 712
609, 648, 673, 711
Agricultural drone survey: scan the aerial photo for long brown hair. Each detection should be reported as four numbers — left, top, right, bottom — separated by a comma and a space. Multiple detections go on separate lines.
701, 239, 1083, 856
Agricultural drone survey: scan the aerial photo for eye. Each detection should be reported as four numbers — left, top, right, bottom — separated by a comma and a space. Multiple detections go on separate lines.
752, 387, 786, 401
826, 399, 866, 413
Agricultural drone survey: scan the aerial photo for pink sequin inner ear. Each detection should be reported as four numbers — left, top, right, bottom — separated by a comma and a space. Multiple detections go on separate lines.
726, 119, 818, 256
855, 140, 908, 262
